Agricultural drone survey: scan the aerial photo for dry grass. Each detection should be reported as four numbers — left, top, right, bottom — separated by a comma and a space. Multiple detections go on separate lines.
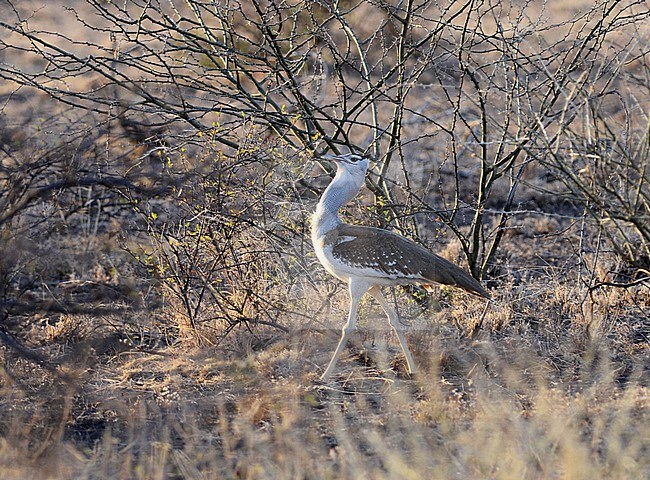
1, 322, 647, 479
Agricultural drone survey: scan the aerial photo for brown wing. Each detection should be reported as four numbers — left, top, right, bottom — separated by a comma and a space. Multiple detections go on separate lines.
333, 224, 489, 298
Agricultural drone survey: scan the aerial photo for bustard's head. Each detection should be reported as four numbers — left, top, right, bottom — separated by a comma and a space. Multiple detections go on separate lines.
321, 153, 369, 181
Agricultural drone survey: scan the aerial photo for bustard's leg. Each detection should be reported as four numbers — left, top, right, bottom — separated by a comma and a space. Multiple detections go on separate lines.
368, 286, 417, 375
321, 280, 370, 382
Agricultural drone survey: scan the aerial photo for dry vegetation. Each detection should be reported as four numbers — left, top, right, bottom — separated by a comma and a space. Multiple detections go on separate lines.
0, 0, 648, 478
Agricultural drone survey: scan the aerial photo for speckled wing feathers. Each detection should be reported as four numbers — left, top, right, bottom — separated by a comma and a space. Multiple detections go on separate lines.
331, 224, 489, 298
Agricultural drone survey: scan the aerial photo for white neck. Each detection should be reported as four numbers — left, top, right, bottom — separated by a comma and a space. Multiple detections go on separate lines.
312, 168, 364, 240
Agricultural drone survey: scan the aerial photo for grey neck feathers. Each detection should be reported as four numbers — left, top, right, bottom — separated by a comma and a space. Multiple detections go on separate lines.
312, 169, 363, 239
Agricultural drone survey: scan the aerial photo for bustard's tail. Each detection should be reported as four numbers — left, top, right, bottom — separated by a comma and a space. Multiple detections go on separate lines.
421, 254, 490, 299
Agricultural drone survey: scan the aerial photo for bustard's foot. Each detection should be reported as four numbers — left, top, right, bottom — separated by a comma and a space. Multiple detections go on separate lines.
316, 373, 332, 384
392, 355, 416, 378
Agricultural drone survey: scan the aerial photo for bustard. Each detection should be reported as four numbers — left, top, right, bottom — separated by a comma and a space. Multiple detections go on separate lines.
312, 152, 490, 381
